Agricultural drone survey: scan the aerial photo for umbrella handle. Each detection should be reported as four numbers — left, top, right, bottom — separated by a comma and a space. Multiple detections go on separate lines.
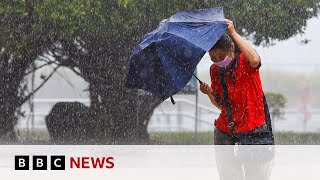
192, 74, 203, 84
193, 74, 223, 105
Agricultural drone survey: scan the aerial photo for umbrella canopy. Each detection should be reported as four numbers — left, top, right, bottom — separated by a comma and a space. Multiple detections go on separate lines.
125, 8, 227, 101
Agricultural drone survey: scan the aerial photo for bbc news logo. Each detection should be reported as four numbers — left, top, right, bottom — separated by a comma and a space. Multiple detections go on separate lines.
15, 155, 114, 170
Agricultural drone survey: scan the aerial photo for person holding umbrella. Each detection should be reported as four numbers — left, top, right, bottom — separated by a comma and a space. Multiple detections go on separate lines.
200, 18, 273, 145
200, 19, 274, 180
126, 8, 274, 145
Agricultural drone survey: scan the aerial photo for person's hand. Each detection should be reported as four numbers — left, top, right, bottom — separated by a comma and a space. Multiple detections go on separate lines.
225, 19, 237, 36
200, 83, 212, 95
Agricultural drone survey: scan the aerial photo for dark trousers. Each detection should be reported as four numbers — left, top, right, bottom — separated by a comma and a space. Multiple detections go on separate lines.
214, 125, 274, 180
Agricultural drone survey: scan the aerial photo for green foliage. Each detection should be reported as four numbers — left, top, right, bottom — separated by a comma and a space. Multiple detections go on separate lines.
221, 0, 320, 46
1, 0, 319, 53
265, 92, 287, 120
34, 0, 107, 40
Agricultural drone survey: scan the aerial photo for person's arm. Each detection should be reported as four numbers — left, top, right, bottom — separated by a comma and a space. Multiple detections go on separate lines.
225, 19, 261, 68
200, 83, 222, 110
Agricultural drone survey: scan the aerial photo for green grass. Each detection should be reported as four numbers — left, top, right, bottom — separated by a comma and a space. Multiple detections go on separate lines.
150, 132, 214, 145
150, 132, 320, 145
16, 129, 51, 144
274, 132, 320, 145
15, 130, 320, 145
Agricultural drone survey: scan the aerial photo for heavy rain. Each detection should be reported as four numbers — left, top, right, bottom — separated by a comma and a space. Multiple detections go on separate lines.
0, 0, 319, 147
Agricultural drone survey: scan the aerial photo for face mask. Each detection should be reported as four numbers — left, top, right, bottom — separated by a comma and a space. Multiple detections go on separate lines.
215, 55, 233, 68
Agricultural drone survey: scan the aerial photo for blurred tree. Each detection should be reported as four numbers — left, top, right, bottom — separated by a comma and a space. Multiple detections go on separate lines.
0, 0, 60, 142
265, 92, 287, 130
0, 0, 319, 143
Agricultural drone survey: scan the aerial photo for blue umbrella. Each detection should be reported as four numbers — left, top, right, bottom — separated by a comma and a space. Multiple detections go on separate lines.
125, 8, 227, 102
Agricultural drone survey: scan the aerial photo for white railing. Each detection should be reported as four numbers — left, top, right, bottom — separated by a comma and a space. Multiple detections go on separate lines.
16, 98, 320, 133
149, 98, 220, 132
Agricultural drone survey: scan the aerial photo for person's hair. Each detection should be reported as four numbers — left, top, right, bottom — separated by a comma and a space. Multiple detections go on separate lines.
210, 33, 233, 51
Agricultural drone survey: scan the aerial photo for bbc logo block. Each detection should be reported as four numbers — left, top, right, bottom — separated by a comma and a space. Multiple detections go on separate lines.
51, 156, 65, 170
33, 156, 47, 170
15, 156, 29, 170
15, 156, 65, 170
